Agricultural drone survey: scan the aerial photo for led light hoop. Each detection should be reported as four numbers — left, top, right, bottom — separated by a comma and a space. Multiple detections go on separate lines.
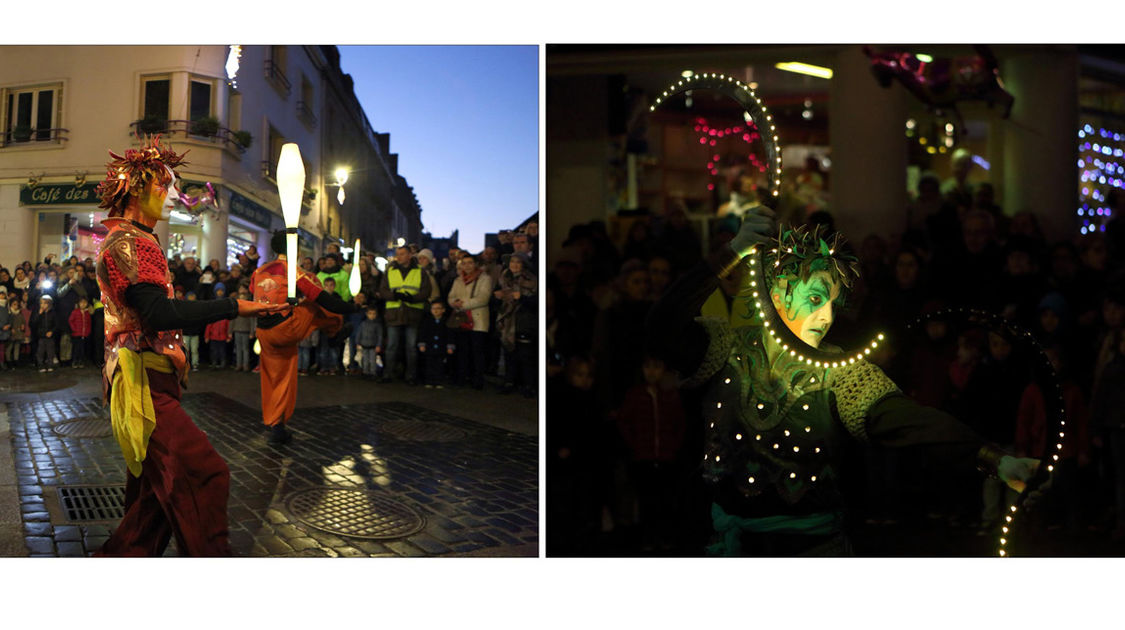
906, 307, 1064, 557
649, 73, 783, 207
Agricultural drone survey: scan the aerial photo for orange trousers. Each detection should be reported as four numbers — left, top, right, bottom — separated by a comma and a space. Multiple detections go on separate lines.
256, 301, 342, 426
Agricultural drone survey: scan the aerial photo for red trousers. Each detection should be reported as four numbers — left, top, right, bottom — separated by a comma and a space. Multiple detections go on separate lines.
98, 368, 232, 557
256, 301, 342, 426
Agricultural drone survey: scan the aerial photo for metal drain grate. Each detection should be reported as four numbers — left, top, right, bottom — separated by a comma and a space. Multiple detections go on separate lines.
52, 416, 112, 438
380, 419, 467, 442
285, 487, 425, 540
58, 485, 126, 522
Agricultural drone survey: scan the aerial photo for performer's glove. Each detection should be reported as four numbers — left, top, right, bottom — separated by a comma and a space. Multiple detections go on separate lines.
729, 204, 776, 259
997, 455, 1039, 493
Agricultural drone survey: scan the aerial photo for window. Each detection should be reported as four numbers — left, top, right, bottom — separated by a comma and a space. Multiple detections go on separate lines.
228, 90, 242, 131
4, 84, 61, 144
189, 79, 213, 121
266, 45, 291, 95
297, 74, 316, 127
266, 125, 286, 179
142, 76, 170, 120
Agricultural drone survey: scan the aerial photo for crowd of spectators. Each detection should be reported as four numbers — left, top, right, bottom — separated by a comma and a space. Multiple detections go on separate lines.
0, 221, 540, 401
547, 165, 1125, 556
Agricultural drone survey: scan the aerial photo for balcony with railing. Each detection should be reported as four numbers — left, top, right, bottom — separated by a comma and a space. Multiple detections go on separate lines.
1, 127, 68, 148
264, 59, 291, 97
128, 119, 249, 157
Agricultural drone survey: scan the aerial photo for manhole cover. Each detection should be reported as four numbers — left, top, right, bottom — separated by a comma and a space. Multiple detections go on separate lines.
57, 485, 126, 522
52, 416, 112, 438
0, 378, 77, 393
285, 487, 425, 540
380, 419, 467, 442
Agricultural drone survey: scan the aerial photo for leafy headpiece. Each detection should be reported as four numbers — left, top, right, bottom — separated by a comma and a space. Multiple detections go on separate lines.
96, 135, 188, 217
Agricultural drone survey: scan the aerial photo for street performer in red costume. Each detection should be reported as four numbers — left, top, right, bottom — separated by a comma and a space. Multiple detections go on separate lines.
253, 230, 358, 445
94, 137, 290, 556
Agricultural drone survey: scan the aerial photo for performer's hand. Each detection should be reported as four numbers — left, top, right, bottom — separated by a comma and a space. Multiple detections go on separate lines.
729, 204, 776, 258
237, 299, 292, 317
998, 455, 1040, 493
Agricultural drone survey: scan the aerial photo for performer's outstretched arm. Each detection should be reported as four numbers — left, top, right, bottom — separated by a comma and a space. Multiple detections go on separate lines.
125, 284, 237, 331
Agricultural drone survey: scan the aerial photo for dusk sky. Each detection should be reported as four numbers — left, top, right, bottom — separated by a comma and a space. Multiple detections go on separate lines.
337, 46, 539, 254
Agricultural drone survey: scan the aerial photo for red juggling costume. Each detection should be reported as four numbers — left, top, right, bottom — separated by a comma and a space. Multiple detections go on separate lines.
94, 138, 244, 556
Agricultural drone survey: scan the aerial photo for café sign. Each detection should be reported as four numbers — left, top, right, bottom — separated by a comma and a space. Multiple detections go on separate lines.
20, 183, 101, 205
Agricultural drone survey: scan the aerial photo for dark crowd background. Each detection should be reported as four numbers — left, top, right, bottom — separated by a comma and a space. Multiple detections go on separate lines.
0, 221, 539, 400
546, 168, 1125, 557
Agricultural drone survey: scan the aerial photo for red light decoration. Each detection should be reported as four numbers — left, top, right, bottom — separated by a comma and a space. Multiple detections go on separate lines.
694, 116, 769, 191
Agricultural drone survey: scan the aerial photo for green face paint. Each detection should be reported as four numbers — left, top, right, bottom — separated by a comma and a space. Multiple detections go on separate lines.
773, 271, 840, 348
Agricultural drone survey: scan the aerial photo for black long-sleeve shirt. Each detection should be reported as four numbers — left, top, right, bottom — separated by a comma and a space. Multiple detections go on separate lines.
255, 289, 360, 330
125, 284, 238, 332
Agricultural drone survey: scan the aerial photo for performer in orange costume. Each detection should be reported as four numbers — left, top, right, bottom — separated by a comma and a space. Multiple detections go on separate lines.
253, 230, 358, 445
94, 137, 290, 556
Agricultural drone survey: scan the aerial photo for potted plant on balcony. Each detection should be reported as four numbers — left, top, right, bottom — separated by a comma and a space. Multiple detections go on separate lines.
12, 124, 32, 142
136, 114, 166, 135
231, 130, 253, 150
190, 116, 220, 138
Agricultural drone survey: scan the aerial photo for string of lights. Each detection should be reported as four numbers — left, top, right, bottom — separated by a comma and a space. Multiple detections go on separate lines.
1077, 123, 1124, 235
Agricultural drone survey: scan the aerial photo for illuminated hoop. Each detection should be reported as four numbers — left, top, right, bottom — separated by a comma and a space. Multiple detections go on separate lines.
905, 307, 1064, 557
651, 73, 885, 366
649, 73, 783, 205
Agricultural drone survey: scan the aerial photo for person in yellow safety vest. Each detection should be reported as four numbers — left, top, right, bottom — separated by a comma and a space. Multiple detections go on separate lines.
379, 246, 432, 384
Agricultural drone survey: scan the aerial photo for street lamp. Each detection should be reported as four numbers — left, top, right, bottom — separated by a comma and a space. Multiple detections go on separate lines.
276, 143, 305, 304
334, 167, 348, 205
349, 237, 362, 296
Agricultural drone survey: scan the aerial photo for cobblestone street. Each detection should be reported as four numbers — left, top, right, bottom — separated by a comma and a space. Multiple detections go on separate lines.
0, 367, 538, 558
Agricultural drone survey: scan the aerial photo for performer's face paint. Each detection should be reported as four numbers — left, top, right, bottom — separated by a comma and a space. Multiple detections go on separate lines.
138, 165, 179, 221
771, 270, 840, 348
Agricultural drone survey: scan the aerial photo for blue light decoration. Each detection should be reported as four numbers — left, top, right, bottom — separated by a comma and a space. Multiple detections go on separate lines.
1077, 120, 1124, 236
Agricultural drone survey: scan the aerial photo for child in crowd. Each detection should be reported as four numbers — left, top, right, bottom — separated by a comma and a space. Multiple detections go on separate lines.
345, 292, 369, 375
181, 292, 204, 370
418, 300, 452, 388
230, 287, 257, 372
19, 297, 31, 366
298, 328, 319, 376
317, 278, 341, 375
204, 283, 230, 369
6, 298, 24, 368
0, 290, 10, 369
357, 305, 384, 379
68, 296, 92, 368
33, 295, 57, 372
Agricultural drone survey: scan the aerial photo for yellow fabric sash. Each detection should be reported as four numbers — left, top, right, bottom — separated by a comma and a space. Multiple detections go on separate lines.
110, 348, 173, 477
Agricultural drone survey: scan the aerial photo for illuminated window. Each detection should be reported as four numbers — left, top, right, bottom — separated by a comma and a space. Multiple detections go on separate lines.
3, 83, 62, 145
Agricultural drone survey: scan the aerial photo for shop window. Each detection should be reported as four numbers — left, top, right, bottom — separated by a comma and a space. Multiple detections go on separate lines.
3, 83, 62, 145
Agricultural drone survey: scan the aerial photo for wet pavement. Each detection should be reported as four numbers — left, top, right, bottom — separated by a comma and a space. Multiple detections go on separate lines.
0, 366, 538, 557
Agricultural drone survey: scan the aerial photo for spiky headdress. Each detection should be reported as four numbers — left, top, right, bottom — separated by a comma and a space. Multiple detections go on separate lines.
96, 135, 188, 217
763, 223, 860, 295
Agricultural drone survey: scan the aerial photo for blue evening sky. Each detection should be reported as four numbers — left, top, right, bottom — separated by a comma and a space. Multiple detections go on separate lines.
338, 45, 539, 254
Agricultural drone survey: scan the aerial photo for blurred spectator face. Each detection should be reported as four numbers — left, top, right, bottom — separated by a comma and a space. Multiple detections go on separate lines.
175, 288, 184, 299
1040, 308, 1060, 334
513, 234, 532, 254
237, 254, 249, 268
641, 357, 666, 386
183, 257, 197, 272
324, 278, 336, 292
627, 221, 650, 243
417, 253, 432, 268
1006, 250, 1034, 276
248, 246, 258, 257
566, 359, 594, 391
209, 259, 221, 271
229, 267, 241, 280
302, 257, 314, 272
962, 214, 991, 254
957, 334, 981, 364
648, 257, 672, 295
1104, 298, 1125, 329
326, 242, 341, 255
394, 247, 412, 267
498, 231, 512, 244
366, 307, 379, 321
666, 208, 688, 229
1081, 237, 1108, 271
430, 301, 445, 319
526, 222, 538, 238
483, 247, 499, 264
508, 257, 524, 275
917, 176, 941, 201
623, 269, 650, 301
554, 261, 580, 287
14, 268, 24, 281
47, 270, 57, 282
1051, 245, 1079, 280
925, 319, 947, 341
988, 331, 1012, 361
353, 292, 367, 306
238, 288, 250, 299
459, 257, 478, 275
894, 251, 920, 289
317, 257, 327, 271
